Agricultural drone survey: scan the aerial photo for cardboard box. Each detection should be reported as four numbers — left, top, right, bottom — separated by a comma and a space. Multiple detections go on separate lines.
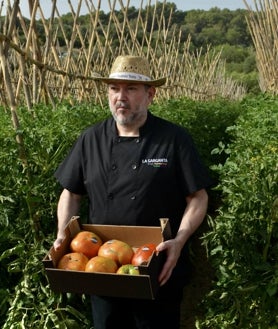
43, 216, 172, 299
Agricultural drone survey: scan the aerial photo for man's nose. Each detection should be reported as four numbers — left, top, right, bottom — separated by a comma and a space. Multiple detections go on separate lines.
117, 88, 128, 99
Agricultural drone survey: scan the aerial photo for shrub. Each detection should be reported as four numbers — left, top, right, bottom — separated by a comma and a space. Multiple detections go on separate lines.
0, 102, 109, 328
152, 97, 242, 210
198, 94, 278, 328
0, 97, 249, 327
152, 97, 241, 170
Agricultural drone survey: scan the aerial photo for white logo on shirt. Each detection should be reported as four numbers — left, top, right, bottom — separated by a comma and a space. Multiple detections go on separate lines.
142, 158, 168, 168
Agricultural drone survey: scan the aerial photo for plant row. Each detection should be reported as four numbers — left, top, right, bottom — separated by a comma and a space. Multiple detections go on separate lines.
1, 95, 276, 327
197, 94, 278, 328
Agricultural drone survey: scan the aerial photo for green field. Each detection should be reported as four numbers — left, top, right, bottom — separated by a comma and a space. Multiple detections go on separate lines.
1, 94, 277, 328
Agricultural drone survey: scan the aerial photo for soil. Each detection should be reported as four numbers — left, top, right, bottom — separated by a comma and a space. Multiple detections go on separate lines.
180, 220, 215, 329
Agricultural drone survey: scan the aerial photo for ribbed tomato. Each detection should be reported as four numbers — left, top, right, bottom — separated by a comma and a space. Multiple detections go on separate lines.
131, 243, 157, 266
98, 239, 134, 265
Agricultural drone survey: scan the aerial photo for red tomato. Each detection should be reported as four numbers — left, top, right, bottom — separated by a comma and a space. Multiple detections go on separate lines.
131, 243, 157, 266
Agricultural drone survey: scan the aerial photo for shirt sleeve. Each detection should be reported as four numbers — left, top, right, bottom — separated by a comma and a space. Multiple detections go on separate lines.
54, 134, 87, 195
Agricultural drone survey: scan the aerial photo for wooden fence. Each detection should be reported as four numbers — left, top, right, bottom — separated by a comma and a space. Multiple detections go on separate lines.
0, 0, 247, 111
244, 0, 278, 94
1, 0, 277, 111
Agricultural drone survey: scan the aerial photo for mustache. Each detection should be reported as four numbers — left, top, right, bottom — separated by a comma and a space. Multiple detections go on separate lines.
116, 101, 130, 110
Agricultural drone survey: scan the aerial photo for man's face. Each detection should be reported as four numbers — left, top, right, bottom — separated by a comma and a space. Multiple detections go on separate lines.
108, 83, 155, 127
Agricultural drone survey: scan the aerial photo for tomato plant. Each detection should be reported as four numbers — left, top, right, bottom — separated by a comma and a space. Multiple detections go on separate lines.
198, 94, 278, 328
1, 96, 269, 328
0, 102, 108, 328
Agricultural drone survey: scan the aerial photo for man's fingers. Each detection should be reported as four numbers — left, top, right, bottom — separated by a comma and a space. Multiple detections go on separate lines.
53, 238, 64, 251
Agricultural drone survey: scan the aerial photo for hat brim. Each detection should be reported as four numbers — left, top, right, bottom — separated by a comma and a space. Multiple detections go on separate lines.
92, 76, 166, 87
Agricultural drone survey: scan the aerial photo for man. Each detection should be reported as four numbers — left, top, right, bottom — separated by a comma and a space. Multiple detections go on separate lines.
54, 55, 213, 329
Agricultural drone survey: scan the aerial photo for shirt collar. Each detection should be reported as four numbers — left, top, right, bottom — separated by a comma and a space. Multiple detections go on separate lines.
139, 111, 154, 136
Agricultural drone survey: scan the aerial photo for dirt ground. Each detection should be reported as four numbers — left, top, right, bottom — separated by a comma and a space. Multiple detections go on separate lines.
180, 222, 215, 329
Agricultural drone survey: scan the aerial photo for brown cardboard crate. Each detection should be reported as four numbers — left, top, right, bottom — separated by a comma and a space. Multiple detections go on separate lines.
43, 216, 171, 299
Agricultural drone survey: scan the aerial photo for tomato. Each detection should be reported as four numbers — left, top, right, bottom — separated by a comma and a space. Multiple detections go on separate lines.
131, 243, 156, 266
70, 230, 103, 258
98, 239, 134, 265
57, 252, 89, 271
85, 256, 118, 273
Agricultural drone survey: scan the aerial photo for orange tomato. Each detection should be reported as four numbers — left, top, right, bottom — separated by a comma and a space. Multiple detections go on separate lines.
57, 252, 89, 271
98, 239, 134, 265
85, 256, 118, 273
70, 230, 103, 258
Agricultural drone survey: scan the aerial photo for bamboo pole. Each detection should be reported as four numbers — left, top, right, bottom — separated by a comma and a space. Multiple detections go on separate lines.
59, 0, 81, 98
35, 2, 56, 107
243, 0, 278, 93
14, 8, 33, 109
0, 0, 28, 167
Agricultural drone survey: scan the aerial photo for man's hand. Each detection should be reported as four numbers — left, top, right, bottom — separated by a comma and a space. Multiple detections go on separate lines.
53, 235, 65, 251
156, 239, 182, 286
156, 189, 208, 286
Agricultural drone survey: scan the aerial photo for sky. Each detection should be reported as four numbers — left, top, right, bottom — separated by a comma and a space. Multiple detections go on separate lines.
2, 0, 254, 18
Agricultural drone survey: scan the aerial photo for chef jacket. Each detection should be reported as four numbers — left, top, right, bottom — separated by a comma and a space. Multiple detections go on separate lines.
54, 111, 213, 237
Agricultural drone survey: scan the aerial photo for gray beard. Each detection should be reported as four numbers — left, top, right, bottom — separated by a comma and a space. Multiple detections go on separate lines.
113, 112, 136, 126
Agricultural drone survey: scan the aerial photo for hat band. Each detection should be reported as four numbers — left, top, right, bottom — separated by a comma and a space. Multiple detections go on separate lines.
109, 72, 151, 82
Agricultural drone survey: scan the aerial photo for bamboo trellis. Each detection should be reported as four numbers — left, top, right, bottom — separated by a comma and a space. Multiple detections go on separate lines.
0, 0, 248, 110
244, 0, 278, 94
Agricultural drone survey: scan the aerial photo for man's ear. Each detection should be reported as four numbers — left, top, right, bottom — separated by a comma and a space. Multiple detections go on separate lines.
148, 86, 156, 101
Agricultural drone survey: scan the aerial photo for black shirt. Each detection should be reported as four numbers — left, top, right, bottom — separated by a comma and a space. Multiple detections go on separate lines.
55, 111, 212, 236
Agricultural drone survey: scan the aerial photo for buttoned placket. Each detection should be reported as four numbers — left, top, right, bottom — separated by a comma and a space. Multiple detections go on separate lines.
107, 136, 141, 205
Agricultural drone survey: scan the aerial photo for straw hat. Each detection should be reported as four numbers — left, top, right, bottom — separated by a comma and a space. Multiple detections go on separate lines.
93, 55, 166, 87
